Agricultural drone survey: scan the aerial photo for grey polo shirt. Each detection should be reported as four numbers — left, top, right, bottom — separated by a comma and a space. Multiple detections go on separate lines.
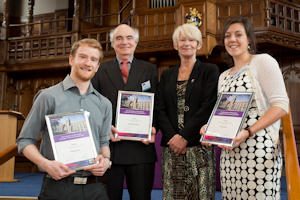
17, 75, 112, 162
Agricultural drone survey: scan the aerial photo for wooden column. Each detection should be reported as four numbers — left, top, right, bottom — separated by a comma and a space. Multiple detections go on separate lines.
72, 0, 81, 42
0, 0, 10, 64
26, 0, 35, 36
1, 0, 10, 39
0, 111, 24, 182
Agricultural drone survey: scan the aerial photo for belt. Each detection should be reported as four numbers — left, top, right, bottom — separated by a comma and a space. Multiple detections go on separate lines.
45, 174, 108, 184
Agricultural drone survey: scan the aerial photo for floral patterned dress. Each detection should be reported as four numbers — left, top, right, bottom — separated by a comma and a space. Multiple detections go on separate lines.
219, 68, 282, 200
162, 80, 216, 200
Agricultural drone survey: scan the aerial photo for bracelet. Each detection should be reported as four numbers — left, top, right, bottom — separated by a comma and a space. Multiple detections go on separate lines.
246, 127, 254, 137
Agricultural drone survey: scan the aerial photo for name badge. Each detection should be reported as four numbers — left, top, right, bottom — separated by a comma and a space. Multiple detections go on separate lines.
142, 80, 151, 92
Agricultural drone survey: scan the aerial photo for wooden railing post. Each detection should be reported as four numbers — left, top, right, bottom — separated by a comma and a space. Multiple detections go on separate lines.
72, 0, 81, 43
282, 106, 300, 200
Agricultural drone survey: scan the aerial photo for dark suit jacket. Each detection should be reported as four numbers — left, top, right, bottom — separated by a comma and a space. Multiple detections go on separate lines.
91, 58, 158, 164
156, 60, 219, 147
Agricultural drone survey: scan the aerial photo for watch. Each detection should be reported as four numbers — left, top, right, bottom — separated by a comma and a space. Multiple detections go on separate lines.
104, 157, 112, 169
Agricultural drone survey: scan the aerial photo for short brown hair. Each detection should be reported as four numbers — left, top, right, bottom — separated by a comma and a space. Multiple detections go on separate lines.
70, 38, 104, 61
222, 17, 256, 54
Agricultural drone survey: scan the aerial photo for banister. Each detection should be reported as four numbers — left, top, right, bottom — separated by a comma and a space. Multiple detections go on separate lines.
0, 143, 18, 166
281, 106, 300, 200
0, 137, 42, 166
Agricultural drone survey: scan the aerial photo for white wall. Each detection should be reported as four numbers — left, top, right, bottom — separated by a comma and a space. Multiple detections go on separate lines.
55, 0, 68, 11
0, 0, 4, 13
34, 0, 68, 15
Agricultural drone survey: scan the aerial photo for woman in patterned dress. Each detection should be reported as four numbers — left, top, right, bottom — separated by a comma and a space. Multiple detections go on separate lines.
156, 23, 219, 200
201, 17, 289, 199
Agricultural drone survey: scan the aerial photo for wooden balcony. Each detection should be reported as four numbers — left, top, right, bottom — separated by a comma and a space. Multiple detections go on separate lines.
0, 0, 298, 69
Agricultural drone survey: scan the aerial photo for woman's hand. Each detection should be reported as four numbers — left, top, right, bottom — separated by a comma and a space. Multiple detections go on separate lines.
199, 124, 212, 146
218, 129, 249, 150
168, 134, 188, 155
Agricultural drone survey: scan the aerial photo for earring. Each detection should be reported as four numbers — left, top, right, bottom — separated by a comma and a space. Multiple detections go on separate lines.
248, 44, 251, 51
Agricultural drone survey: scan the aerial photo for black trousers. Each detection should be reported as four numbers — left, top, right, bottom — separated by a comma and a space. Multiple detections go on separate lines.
38, 175, 109, 200
107, 163, 155, 200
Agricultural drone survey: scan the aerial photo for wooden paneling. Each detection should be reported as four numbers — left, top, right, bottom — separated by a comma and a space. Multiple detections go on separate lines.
216, 0, 264, 33
4, 73, 66, 118
135, 7, 177, 41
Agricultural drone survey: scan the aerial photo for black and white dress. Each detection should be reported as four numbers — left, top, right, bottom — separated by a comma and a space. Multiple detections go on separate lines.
219, 68, 282, 200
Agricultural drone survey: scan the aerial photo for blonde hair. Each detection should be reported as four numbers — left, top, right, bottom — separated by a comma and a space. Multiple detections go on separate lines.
172, 24, 202, 49
70, 38, 104, 61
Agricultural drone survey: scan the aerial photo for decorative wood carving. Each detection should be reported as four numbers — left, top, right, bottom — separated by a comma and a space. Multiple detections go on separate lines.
256, 32, 300, 49
282, 62, 300, 82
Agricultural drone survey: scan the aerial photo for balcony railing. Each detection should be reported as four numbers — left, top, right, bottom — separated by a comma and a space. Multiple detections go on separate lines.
9, 18, 73, 38
267, 0, 300, 34
7, 33, 72, 62
2, 0, 299, 64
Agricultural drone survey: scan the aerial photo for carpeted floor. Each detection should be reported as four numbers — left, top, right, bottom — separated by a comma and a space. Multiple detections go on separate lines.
0, 172, 287, 199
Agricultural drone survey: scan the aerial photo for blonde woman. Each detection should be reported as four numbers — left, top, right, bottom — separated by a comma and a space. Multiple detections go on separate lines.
157, 23, 219, 200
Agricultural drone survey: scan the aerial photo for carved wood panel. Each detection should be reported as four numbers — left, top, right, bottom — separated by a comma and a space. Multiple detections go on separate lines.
4, 72, 66, 122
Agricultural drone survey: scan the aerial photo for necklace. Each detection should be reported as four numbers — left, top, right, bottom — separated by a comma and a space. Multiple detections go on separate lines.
230, 54, 253, 75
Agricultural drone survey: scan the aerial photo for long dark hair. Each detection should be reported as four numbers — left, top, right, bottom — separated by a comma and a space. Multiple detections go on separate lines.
222, 17, 256, 54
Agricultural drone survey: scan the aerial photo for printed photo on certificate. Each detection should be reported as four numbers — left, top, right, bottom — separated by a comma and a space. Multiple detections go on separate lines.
115, 90, 154, 141
201, 92, 253, 147
45, 111, 98, 170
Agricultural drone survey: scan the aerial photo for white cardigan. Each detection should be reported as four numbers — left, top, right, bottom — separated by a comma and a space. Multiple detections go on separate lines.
218, 53, 289, 145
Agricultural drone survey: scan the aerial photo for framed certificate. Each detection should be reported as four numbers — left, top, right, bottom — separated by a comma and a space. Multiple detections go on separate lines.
115, 90, 154, 141
45, 111, 98, 170
200, 92, 254, 147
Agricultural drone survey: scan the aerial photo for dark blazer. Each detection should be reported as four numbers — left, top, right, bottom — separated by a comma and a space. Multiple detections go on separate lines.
156, 60, 219, 147
91, 58, 158, 164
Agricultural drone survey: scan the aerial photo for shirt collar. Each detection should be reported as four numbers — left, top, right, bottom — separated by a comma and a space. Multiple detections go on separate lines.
62, 75, 98, 96
116, 56, 134, 66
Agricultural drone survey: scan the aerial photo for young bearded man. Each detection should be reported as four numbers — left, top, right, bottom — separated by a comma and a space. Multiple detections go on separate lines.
17, 38, 112, 200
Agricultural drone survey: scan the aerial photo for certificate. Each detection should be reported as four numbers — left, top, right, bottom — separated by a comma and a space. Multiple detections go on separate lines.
200, 92, 254, 147
45, 111, 98, 170
115, 90, 154, 141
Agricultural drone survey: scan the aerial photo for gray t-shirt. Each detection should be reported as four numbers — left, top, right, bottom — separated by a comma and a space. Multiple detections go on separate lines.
17, 75, 112, 163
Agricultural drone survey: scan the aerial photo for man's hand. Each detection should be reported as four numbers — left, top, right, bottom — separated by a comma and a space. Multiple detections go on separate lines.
141, 127, 156, 145
83, 155, 110, 176
167, 134, 187, 156
41, 160, 76, 180
22, 144, 75, 180
110, 125, 121, 142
